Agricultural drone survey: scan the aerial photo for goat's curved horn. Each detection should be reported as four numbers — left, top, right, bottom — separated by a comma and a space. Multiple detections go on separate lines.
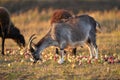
28, 34, 36, 50
29, 34, 36, 42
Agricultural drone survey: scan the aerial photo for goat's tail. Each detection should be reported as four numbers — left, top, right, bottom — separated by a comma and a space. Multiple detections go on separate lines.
96, 21, 102, 33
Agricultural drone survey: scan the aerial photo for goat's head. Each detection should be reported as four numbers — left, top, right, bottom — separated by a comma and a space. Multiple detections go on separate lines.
10, 23, 26, 49
28, 34, 42, 63
14, 34, 25, 49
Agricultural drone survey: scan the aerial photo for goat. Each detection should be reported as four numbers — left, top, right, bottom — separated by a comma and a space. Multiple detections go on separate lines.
50, 9, 77, 55
28, 15, 100, 64
0, 7, 25, 55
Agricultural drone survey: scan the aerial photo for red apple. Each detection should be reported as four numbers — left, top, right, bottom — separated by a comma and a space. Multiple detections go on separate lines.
87, 59, 91, 64
54, 55, 59, 61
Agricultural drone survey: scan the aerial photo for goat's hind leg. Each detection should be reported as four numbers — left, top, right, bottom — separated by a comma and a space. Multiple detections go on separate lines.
72, 48, 77, 56
93, 42, 98, 59
87, 43, 94, 59
86, 39, 94, 59
55, 48, 59, 55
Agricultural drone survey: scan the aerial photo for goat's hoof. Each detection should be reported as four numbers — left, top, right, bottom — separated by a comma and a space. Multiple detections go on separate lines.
89, 56, 93, 59
58, 59, 64, 64
95, 57, 98, 60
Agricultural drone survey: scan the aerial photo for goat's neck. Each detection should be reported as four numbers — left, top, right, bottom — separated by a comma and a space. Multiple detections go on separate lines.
35, 35, 58, 53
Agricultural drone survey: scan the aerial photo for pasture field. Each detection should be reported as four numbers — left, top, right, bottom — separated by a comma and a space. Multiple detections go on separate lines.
0, 9, 120, 80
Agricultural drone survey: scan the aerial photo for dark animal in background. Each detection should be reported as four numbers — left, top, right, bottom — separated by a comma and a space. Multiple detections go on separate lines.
50, 9, 77, 56
0, 7, 25, 55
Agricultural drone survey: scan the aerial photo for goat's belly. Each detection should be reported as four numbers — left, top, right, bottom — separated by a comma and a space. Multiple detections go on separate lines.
68, 41, 85, 48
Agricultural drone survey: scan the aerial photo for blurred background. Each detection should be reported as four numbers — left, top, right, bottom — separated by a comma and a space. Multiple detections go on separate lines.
0, 0, 120, 47
0, 0, 120, 14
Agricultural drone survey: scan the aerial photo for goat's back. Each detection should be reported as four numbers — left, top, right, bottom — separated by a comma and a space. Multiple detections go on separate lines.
0, 7, 10, 25
50, 9, 72, 24
50, 16, 92, 46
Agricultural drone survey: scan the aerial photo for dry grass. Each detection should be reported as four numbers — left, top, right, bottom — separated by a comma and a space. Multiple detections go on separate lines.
0, 9, 120, 80
2, 9, 120, 48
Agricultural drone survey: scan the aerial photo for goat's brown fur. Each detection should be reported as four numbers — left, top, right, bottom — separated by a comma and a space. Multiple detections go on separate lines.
50, 9, 72, 24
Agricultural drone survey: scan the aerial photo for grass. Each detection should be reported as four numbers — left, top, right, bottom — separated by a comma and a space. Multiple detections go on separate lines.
0, 49, 120, 80
0, 8, 120, 80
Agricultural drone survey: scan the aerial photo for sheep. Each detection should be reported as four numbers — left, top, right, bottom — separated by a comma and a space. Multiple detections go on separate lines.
50, 9, 77, 56
0, 7, 25, 55
28, 14, 100, 64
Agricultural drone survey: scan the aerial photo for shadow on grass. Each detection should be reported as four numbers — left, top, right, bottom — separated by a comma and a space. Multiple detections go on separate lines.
0, 54, 15, 65
39, 74, 81, 80
0, 72, 8, 80
18, 73, 34, 80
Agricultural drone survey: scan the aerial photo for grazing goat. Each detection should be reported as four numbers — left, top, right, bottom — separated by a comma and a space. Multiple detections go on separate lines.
28, 15, 100, 64
50, 9, 77, 55
0, 7, 25, 55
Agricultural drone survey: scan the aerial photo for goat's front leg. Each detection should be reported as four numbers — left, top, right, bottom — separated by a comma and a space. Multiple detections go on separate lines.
93, 43, 98, 59
87, 43, 94, 59
58, 49, 65, 64
1, 37, 5, 55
